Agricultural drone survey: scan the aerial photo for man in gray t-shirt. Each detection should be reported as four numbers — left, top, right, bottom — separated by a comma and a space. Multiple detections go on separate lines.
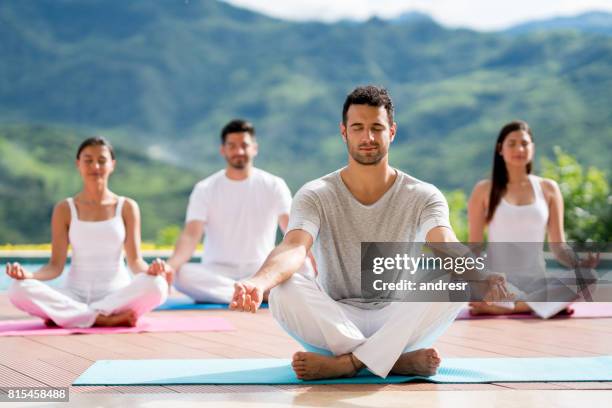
230, 86, 509, 380
289, 169, 451, 310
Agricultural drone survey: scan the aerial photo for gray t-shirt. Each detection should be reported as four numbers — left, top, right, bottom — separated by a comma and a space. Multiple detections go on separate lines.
287, 168, 452, 309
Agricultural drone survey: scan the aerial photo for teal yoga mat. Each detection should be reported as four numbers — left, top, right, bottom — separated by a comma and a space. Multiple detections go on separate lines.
74, 356, 612, 385
155, 298, 268, 311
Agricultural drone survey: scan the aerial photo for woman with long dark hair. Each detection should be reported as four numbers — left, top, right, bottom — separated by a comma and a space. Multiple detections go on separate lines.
467, 120, 594, 318
5, 137, 169, 327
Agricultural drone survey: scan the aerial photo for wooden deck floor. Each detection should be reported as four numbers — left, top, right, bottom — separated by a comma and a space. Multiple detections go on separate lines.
0, 292, 611, 400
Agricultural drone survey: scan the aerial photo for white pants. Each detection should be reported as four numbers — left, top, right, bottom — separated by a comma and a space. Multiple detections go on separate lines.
491, 301, 572, 319
175, 259, 315, 303
492, 273, 578, 319
269, 273, 463, 378
8, 273, 168, 328
530, 301, 574, 318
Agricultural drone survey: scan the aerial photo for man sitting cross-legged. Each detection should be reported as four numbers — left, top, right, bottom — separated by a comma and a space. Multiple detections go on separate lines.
230, 86, 509, 380
151, 119, 313, 303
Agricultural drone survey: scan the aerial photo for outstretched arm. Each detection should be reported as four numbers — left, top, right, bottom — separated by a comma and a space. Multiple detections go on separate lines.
230, 229, 313, 313
166, 220, 204, 273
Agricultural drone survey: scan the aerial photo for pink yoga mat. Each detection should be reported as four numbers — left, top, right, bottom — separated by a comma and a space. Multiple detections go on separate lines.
0, 315, 234, 336
456, 303, 612, 320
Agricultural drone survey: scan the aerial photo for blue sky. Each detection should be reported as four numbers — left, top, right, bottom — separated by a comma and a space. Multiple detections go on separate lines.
222, 0, 612, 30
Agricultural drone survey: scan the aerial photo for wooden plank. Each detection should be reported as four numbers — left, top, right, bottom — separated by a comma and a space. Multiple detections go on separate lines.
0, 356, 77, 387
110, 385, 177, 394
443, 320, 612, 355
67, 334, 167, 359
214, 384, 285, 393
0, 292, 610, 394
326, 383, 462, 391
441, 324, 600, 357
144, 332, 229, 356
182, 332, 281, 358
27, 336, 131, 360
0, 363, 47, 387
436, 340, 507, 358
549, 382, 612, 390
272, 384, 343, 392
442, 334, 581, 357
164, 385, 236, 393
198, 331, 300, 357
37, 357, 93, 376
124, 333, 227, 358
0, 338, 90, 387
70, 386, 116, 394
544, 318, 612, 334
447, 383, 512, 390
492, 382, 567, 390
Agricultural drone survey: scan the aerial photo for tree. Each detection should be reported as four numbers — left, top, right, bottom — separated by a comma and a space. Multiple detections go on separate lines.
155, 225, 182, 247
446, 190, 468, 242
541, 147, 611, 242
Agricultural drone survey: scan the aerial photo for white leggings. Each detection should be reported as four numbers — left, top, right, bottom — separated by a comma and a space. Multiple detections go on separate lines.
269, 273, 463, 378
491, 301, 572, 319
492, 279, 575, 319
8, 273, 168, 328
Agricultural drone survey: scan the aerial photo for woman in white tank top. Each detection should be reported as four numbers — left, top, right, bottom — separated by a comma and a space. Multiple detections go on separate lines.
5, 137, 168, 328
467, 121, 595, 318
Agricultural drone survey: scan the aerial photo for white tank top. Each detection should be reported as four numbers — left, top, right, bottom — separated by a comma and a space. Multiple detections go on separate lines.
488, 175, 549, 242
65, 197, 131, 300
486, 175, 549, 285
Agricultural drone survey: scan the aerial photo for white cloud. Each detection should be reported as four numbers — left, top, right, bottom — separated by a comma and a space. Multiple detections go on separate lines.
222, 0, 612, 30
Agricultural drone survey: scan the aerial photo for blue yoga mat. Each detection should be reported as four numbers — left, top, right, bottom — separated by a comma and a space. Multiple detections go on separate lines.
74, 356, 612, 385
155, 298, 269, 311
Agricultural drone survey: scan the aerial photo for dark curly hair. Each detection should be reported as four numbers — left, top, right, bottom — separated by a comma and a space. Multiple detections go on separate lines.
342, 85, 394, 126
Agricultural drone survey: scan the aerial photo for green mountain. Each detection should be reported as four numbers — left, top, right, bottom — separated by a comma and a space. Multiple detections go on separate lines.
0, 124, 198, 243
0, 1, 610, 243
505, 11, 612, 36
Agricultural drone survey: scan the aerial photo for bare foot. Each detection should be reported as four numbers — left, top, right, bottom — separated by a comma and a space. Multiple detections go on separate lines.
44, 319, 57, 327
469, 301, 530, 316
94, 310, 138, 327
291, 351, 360, 380
391, 348, 441, 376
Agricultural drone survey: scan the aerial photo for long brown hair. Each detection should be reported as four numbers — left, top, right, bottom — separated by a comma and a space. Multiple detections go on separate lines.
486, 120, 533, 223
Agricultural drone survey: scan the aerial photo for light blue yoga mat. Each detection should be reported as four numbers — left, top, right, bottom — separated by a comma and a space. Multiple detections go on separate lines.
155, 298, 268, 311
74, 356, 612, 385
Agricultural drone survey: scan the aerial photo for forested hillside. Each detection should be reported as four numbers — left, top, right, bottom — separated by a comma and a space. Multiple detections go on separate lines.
1, 1, 610, 242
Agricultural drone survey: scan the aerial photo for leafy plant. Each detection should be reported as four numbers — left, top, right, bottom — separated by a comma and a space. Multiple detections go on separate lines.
541, 147, 610, 242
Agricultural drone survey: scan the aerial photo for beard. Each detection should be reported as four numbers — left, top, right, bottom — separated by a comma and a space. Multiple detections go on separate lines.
227, 155, 249, 169
348, 143, 386, 165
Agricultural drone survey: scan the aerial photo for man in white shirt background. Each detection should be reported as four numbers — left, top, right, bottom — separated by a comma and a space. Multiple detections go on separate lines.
158, 119, 312, 303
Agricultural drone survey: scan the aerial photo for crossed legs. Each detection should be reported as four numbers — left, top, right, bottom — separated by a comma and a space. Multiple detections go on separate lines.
269, 273, 463, 379
8, 273, 168, 328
